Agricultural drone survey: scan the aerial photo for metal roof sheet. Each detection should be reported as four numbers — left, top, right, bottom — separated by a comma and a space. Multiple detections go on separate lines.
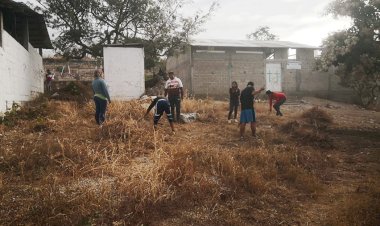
190, 39, 317, 49
0, 0, 53, 49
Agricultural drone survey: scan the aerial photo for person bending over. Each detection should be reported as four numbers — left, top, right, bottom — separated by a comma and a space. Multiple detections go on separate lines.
266, 90, 286, 116
143, 96, 175, 132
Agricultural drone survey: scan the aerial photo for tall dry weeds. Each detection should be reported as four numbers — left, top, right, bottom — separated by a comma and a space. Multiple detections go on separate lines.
0, 97, 375, 225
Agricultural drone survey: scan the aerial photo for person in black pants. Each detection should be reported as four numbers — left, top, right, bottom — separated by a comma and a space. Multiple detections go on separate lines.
164, 72, 183, 122
143, 97, 175, 132
228, 81, 240, 123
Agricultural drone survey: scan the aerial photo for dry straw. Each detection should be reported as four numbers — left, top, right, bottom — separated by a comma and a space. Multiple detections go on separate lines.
0, 97, 377, 225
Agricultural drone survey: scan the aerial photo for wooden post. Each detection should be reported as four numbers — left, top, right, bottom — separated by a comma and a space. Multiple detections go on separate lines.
22, 16, 29, 50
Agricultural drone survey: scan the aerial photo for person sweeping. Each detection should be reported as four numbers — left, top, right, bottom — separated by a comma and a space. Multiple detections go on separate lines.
266, 90, 286, 116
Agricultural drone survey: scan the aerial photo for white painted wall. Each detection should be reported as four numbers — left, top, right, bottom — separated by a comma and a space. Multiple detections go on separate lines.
103, 46, 145, 100
0, 30, 44, 113
266, 63, 282, 92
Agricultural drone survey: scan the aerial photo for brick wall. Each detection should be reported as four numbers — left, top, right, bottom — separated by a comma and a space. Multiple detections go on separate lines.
166, 51, 191, 93
190, 51, 266, 96
192, 52, 229, 95
167, 47, 357, 103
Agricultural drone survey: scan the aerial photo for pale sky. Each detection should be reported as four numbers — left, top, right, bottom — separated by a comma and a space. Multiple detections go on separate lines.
188, 0, 352, 47
20, 0, 352, 48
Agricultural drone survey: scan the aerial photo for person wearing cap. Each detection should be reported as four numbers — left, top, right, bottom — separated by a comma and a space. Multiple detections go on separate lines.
143, 96, 175, 132
164, 71, 183, 122
266, 90, 286, 116
239, 82, 264, 139
92, 69, 111, 126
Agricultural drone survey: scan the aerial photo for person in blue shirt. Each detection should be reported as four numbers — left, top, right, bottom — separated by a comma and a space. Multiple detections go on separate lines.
92, 69, 111, 126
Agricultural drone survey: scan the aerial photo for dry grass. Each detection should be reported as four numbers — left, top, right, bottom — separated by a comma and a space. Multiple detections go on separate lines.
325, 181, 380, 226
280, 107, 334, 149
181, 98, 227, 122
0, 97, 378, 225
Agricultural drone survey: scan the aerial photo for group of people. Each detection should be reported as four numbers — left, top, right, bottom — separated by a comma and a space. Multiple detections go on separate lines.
91, 69, 287, 139
228, 81, 287, 139
91, 70, 184, 131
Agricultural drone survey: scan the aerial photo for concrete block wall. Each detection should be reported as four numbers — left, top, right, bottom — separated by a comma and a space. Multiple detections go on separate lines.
282, 49, 354, 101
192, 52, 229, 95
0, 30, 44, 112
166, 51, 191, 94
167, 46, 356, 103
190, 51, 266, 96
274, 49, 288, 60
231, 52, 265, 90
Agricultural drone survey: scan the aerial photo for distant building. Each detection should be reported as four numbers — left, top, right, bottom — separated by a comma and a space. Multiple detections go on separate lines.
167, 39, 353, 101
0, 0, 53, 112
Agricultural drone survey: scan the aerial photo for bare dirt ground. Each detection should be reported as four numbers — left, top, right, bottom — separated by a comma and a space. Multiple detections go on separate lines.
0, 96, 379, 225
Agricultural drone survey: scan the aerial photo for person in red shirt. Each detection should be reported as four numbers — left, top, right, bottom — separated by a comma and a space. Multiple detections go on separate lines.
266, 90, 286, 116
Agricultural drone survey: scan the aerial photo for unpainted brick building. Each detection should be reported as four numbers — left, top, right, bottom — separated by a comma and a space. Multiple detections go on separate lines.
167, 39, 355, 102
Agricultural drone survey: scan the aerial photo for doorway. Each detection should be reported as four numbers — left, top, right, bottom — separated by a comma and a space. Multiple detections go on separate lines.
265, 63, 282, 92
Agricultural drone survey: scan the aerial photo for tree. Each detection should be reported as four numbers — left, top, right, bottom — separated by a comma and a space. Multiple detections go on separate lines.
246, 26, 278, 41
35, 0, 217, 69
318, 0, 380, 107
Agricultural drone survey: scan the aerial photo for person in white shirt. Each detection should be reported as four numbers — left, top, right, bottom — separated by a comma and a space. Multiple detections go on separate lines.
164, 71, 183, 122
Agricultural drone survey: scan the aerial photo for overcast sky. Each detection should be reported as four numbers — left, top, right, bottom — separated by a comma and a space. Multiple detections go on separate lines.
21, 0, 351, 47
187, 0, 352, 47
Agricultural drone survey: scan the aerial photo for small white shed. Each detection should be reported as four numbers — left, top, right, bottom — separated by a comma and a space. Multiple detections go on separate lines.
103, 44, 145, 100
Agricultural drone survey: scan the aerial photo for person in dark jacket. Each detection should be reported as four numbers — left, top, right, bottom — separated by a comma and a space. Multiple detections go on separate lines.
228, 81, 240, 123
239, 82, 264, 139
92, 69, 111, 126
143, 96, 175, 132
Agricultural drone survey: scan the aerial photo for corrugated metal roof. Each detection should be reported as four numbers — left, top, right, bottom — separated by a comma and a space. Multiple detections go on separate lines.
103, 43, 144, 48
190, 39, 317, 49
0, 0, 53, 49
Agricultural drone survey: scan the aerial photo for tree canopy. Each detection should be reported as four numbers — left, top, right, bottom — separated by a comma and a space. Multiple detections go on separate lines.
318, 0, 379, 107
35, 0, 217, 69
246, 26, 278, 41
